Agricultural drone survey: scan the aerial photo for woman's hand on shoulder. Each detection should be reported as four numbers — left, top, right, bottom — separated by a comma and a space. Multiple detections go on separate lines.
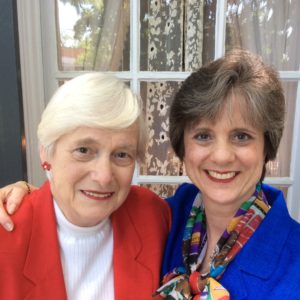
0, 181, 35, 231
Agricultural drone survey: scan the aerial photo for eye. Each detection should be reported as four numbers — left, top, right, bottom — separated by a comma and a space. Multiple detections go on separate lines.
193, 132, 211, 142
113, 151, 135, 166
77, 147, 89, 154
116, 152, 129, 159
72, 146, 95, 161
233, 132, 252, 142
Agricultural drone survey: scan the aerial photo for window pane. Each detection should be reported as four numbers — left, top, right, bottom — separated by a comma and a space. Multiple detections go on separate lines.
56, 0, 130, 71
140, 81, 185, 176
266, 81, 297, 177
140, 0, 215, 71
226, 0, 300, 71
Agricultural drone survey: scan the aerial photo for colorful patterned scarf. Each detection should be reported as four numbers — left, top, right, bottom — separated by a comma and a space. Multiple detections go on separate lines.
154, 184, 270, 300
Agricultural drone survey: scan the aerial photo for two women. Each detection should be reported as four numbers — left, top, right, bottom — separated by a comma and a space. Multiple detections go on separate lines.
1, 49, 300, 299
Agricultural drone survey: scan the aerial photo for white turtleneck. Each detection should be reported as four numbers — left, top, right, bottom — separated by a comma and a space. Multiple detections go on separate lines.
54, 200, 114, 300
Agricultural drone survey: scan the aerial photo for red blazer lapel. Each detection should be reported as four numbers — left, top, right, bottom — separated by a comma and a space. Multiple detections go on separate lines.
112, 202, 156, 300
112, 186, 170, 300
23, 182, 67, 299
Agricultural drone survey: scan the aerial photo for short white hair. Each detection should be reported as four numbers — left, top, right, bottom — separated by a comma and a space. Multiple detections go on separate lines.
38, 73, 145, 160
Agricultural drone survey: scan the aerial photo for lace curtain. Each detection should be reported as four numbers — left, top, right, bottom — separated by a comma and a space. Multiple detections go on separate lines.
139, 0, 205, 197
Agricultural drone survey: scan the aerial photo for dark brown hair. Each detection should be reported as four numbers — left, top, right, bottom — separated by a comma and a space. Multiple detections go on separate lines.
169, 49, 285, 179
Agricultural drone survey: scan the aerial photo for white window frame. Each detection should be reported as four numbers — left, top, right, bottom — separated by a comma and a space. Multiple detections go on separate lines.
17, 0, 300, 220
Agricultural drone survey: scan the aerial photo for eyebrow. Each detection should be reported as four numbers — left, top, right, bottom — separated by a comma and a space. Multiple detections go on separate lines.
231, 127, 259, 135
73, 138, 137, 151
73, 137, 99, 145
188, 125, 212, 133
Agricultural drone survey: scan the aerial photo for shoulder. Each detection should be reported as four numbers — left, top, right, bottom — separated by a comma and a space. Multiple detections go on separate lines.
166, 183, 198, 223
0, 182, 52, 249
126, 186, 171, 226
262, 184, 300, 249
0, 188, 36, 261
262, 183, 300, 238
127, 185, 170, 213
284, 215, 300, 250
166, 183, 198, 207
261, 183, 285, 205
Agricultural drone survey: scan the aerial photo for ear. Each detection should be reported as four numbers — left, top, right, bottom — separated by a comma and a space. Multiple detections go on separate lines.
39, 145, 48, 163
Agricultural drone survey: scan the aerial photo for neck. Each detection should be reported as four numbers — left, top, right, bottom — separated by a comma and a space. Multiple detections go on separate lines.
199, 202, 238, 273
204, 201, 239, 241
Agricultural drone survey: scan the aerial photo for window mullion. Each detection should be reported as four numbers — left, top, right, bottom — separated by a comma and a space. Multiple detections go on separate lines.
215, 0, 227, 59
131, 0, 140, 184
287, 81, 300, 219
39, 0, 59, 102
130, 0, 139, 88
17, 0, 46, 186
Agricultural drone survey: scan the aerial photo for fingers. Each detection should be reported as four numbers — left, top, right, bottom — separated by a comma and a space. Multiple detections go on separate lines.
0, 181, 36, 231
5, 184, 27, 214
0, 181, 30, 231
0, 192, 14, 231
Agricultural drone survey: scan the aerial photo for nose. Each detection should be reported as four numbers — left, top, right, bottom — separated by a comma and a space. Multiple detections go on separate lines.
210, 139, 235, 165
90, 156, 114, 186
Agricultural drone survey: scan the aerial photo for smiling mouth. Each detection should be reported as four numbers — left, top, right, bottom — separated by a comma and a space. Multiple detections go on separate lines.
207, 170, 237, 180
81, 190, 114, 200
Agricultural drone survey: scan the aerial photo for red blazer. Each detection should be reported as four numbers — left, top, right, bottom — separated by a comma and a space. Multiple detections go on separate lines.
0, 181, 171, 300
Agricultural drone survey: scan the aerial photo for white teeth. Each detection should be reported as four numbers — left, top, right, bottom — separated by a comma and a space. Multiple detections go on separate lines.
84, 191, 112, 198
208, 170, 236, 180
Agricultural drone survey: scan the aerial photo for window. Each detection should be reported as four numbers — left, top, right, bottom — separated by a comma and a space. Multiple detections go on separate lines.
17, 0, 300, 220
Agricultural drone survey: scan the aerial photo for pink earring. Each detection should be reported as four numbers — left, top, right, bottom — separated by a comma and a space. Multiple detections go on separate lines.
41, 161, 51, 171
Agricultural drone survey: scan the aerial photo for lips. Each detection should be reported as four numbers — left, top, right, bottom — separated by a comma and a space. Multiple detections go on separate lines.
207, 170, 237, 181
81, 190, 114, 201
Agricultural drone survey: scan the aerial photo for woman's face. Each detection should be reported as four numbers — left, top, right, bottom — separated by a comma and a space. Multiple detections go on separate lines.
40, 124, 139, 226
183, 96, 265, 210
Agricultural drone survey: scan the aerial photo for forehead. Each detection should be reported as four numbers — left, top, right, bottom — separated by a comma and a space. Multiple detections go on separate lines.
221, 93, 259, 128
190, 93, 259, 130
57, 125, 139, 148
222, 91, 256, 119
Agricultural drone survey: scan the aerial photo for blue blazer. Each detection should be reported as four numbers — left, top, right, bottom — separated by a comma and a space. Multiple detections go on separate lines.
162, 183, 300, 299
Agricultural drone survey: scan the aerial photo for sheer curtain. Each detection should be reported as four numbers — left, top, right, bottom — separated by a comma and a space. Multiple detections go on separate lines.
226, 0, 300, 70
226, 0, 300, 178
56, 0, 130, 71
92, 0, 130, 70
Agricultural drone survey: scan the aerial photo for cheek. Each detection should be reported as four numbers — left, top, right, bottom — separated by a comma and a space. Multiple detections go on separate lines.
50, 162, 87, 191
118, 166, 135, 188
184, 146, 206, 165
241, 147, 264, 173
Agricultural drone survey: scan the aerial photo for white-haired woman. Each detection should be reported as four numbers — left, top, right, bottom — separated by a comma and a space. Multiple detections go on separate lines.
0, 73, 170, 300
